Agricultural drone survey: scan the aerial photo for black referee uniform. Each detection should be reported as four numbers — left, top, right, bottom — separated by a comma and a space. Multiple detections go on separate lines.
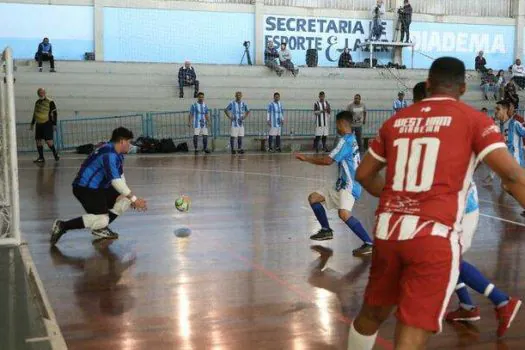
313, 92, 331, 152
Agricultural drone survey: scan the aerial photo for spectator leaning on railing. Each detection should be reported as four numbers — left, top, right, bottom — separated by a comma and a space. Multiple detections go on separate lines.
265, 42, 284, 76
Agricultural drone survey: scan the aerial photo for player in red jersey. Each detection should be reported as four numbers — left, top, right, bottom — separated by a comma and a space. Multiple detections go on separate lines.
346, 57, 525, 350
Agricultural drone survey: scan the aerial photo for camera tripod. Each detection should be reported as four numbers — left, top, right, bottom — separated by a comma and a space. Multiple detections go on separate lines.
240, 47, 252, 65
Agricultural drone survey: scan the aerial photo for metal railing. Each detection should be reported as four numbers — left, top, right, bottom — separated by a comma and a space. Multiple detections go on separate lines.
412, 0, 512, 17
16, 109, 399, 152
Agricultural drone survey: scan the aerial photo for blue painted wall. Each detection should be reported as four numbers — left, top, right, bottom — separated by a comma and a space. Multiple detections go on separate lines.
0, 3, 94, 60
403, 22, 514, 70
104, 8, 255, 64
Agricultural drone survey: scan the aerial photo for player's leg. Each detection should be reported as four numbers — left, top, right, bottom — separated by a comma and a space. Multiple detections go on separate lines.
230, 127, 237, 154
348, 238, 400, 350
268, 128, 275, 152
34, 124, 45, 162
337, 190, 373, 256
90, 187, 131, 239
395, 234, 461, 349
202, 127, 210, 153
237, 126, 245, 153
321, 128, 328, 152
276, 128, 282, 152
193, 128, 199, 152
50, 187, 110, 245
44, 123, 59, 160
314, 127, 321, 152
308, 191, 333, 240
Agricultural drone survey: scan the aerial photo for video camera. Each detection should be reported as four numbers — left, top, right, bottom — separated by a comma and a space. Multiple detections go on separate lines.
243, 41, 250, 48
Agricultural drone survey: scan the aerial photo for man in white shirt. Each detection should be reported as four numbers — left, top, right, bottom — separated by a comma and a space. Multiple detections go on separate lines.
370, 0, 386, 41
511, 58, 525, 89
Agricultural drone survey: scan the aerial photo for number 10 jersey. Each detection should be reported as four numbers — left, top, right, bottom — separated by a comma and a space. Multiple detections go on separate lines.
368, 97, 506, 241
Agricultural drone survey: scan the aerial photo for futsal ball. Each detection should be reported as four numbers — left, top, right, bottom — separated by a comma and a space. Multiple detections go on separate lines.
175, 195, 191, 212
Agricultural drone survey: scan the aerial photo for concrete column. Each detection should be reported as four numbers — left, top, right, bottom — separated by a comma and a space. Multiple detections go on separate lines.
254, 0, 264, 65
514, 0, 525, 60
94, 0, 104, 61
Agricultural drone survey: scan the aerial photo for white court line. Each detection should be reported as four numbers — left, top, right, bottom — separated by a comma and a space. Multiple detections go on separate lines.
26, 336, 51, 343
479, 213, 525, 227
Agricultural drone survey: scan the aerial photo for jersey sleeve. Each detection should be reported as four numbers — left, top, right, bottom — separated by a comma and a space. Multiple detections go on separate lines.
226, 102, 233, 111
329, 138, 348, 162
368, 122, 387, 163
244, 103, 249, 112
472, 111, 506, 162
189, 104, 195, 115
515, 121, 525, 137
102, 153, 122, 181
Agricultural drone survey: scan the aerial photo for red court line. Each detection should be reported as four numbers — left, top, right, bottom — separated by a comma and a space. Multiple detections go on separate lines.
222, 245, 394, 350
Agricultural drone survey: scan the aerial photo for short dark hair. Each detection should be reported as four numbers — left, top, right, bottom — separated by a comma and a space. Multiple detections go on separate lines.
319, 91, 325, 96
336, 110, 353, 124
428, 57, 466, 89
274, 92, 280, 97
197, 92, 204, 97
111, 127, 134, 142
412, 81, 427, 103
354, 94, 361, 98
496, 100, 511, 109
481, 107, 488, 112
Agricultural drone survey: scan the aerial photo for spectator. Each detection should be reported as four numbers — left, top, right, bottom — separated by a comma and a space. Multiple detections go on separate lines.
398, 0, 412, 43
279, 43, 299, 76
338, 48, 353, 68
30, 88, 59, 163
313, 91, 331, 153
481, 68, 497, 100
504, 82, 519, 109
392, 91, 408, 112
178, 61, 199, 99
347, 94, 367, 151
35, 37, 56, 73
495, 69, 506, 100
370, 0, 386, 41
475, 51, 487, 73
511, 58, 525, 89
264, 42, 284, 76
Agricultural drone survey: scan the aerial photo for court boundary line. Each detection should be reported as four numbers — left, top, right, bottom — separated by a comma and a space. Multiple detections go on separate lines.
18, 244, 68, 350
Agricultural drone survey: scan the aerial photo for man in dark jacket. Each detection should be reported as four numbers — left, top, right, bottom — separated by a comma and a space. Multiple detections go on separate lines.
264, 41, 284, 76
475, 51, 487, 72
338, 48, 354, 68
178, 61, 199, 99
31, 88, 59, 162
35, 37, 56, 72
398, 0, 413, 43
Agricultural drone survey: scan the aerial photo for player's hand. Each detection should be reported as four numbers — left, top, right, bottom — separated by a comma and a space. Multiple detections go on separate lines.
132, 198, 148, 212
295, 153, 307, 161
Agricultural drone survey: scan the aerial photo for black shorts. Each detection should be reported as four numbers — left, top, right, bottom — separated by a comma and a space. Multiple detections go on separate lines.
73, 186, 120, 215
35, 122, 54, 141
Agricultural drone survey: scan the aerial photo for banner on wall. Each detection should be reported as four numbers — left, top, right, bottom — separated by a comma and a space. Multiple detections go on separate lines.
403, 22, 514, 70
263, 15, 394, 66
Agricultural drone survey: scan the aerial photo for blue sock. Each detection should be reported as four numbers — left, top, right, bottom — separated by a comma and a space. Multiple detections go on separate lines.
455, 276, 475, 309
345, 217, 373, 245
460, 260, 509, 307
310, 203, 330, 230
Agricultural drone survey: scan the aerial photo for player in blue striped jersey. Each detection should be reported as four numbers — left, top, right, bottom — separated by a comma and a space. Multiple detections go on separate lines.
392, 91, 408, 112
225, 91, 250, 154
446, 182, 521, 337
188, 92, 211, 154
295, 111, 373, 257
496, 100, 525, 166
267, 92, 284, 152
49, 127, 147, 245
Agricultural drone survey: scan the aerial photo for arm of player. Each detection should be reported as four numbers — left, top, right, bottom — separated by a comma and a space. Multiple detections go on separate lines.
313, 103, 321, 116
224, 103, 232, 120
295, 153, 334, 166
363, 106, 367, 124
243, 105, 250, 120
515, 122, 525, 138
355, 152, 386, 197
103, 154, 147, 210
484, 148, 525, 207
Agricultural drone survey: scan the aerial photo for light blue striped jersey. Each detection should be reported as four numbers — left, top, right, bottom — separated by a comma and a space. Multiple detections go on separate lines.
393, 99, 408, 112
190, 102, 209, 128
329, 133, 362, 199
226, 100, 249, 127
501, 118, 525, 166
464, 182, 479, 214
267, 101, 284, 128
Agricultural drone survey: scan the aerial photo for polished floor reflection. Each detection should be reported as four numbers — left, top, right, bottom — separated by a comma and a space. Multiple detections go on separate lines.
18, 153, 525, 349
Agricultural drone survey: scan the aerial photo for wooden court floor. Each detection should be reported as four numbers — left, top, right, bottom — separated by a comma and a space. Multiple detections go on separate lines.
18, 153, 525, 349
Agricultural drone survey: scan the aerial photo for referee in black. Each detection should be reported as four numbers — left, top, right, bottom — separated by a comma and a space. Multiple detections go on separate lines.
30, 88, 59, 163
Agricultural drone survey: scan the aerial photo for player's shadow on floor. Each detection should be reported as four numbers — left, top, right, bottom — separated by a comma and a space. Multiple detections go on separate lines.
307, 246, 370, 318
49, 239, 137, 317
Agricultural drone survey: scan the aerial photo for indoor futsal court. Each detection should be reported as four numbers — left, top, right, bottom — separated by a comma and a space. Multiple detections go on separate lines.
17, 152, 525, 349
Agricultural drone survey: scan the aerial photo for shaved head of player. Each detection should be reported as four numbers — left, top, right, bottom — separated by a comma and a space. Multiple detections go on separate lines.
426, 56, 466, 99
412, 81, 427, 103
348, 56, 525, 350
